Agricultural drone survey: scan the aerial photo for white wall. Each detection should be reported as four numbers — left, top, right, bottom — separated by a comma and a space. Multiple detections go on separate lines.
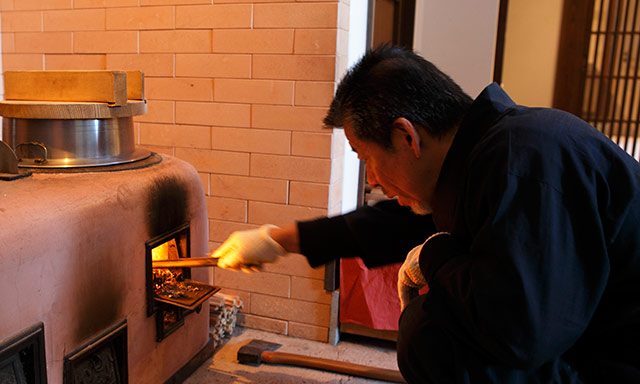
413, 0, 501, 98
340, 0, 369, 215
501, 0, 563, 107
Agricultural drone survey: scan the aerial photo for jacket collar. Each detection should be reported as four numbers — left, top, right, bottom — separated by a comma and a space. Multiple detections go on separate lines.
431, 83, 516, 231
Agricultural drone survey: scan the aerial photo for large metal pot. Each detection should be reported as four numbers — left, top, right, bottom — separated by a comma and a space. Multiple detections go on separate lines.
2, 116, 150, 168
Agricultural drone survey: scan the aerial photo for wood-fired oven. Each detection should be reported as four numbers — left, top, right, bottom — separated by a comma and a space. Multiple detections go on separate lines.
0, 70, 217, 383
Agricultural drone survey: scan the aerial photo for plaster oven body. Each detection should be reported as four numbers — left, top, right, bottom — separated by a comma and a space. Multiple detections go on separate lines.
0, 155, 211, 383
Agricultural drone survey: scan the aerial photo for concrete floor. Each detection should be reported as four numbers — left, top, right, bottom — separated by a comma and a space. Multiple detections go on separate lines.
184, 327, 403, 383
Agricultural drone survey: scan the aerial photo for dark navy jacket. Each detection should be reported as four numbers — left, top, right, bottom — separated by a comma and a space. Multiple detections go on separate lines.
299, 84, 640, 380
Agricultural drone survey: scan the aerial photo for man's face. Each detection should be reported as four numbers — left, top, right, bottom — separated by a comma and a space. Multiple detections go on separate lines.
344, 121, 442, 215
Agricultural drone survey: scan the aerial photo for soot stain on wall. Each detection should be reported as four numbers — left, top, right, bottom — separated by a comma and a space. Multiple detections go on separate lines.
147, 176, 190, 238
73, 270, 122, 345
71, 237, 123, 345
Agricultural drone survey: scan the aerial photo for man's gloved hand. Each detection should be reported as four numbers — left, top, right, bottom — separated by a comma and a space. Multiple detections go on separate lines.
398, 232, 451, 311
211, 224, 287, 273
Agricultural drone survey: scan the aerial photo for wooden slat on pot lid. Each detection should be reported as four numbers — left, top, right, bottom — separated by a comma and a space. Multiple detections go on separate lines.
0, 70, 147, 119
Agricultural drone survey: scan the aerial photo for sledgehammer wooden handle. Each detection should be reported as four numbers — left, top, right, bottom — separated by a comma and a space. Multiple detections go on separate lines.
261, 350, 406, 383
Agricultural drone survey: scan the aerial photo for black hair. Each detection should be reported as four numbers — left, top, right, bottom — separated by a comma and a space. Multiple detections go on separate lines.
324, 44, 473, 149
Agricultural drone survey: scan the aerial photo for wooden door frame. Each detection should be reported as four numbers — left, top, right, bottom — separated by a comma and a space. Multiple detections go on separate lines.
552, 0, 596, 115
493, 0, 510, 84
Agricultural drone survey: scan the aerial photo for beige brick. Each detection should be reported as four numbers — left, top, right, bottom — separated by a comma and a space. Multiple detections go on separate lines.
215, 0, 286, 3
74, 31, 137, 53
199, 172, 210, 195
15, 32, 72, 53
175, 148, 250, 175
215, 269, 290, 297
254, 3, 338, 28
292, 132, 332, 158
216, 288, 250, 310
141, 0, 211, 4
2, 11, 42, 32
289, 181, 329, 208
74, 0, 137, 7
106, 54, 174, 77
43, 9, 104, 31
45, 54, 105, 70
288, 322, 328, 342
250, 293, 331, 327
262, 253, 325, 279
208, 240, 222, 253
9, 0, 71, 10
146, 77, 213, 101
3, 54, 44, 70
237, 312, 288, 335
209, 220, 256, 242
176, 53, 251, 78
106, 6, 174, 30
212, 29, 293, 54
2, 33, 15, 53
134, 99, 174, 124
252, 105, 327, 131
210, 174, 288, 203
140, 123, 210, 148
138, 144, 174, 156
176, 4, 251, 29
294, 81, 334, 107
140, 30, 211, 53
176, 101, 250, 127
214, 79, 293, 105
291, 276, 332, 304
253, 54, 335, 81
211, 127, 290, 155
294, 29, 337, 55
251, 154, 331, 183
248, 201, 326, 227
206, 196, 247, 222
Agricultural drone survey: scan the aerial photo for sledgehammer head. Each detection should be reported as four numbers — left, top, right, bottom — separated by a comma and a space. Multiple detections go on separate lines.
237, 339, 281, 365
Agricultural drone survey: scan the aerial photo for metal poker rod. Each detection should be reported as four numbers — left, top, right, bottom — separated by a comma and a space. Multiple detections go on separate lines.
152, 257, 219, 269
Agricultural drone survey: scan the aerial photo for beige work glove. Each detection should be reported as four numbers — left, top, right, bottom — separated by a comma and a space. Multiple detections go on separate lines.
398, 232, 450, 311
211, 224, 287, 273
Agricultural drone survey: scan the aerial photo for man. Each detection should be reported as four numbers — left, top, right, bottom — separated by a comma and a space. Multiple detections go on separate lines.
212, 45, 640, 383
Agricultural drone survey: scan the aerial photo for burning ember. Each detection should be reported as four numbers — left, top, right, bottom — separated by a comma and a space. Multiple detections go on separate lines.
153, 268, 202, 300
150, 237, 219, 311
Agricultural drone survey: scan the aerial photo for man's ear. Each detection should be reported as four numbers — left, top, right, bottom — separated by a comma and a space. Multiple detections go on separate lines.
392, 117, 421, 159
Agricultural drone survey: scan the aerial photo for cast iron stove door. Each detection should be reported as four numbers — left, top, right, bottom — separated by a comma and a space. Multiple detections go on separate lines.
146, 223, 219, 341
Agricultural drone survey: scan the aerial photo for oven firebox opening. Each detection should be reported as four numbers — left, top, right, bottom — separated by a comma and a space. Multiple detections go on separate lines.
145, 223, 219, 342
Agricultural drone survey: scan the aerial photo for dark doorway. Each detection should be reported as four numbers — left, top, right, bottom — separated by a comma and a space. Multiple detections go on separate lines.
367, 0, 416, 49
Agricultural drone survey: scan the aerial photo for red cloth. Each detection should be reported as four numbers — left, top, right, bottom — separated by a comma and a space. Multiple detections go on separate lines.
340, 257, 430, 330
339, 257, 403, 330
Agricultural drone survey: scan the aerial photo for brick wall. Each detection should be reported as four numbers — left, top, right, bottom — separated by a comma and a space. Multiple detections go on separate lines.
1, 0, 350, 343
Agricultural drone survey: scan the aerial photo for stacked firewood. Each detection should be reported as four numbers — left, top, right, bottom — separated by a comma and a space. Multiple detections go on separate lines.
209, 293, 243, 344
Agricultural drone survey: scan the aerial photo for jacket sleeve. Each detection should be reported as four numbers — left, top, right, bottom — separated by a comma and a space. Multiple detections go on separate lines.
298, 199, 437, 268
419, 165, 610, 369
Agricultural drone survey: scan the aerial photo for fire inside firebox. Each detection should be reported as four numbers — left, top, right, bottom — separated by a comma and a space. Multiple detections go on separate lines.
146, 224, 218, 341
152, 238, 217, 310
